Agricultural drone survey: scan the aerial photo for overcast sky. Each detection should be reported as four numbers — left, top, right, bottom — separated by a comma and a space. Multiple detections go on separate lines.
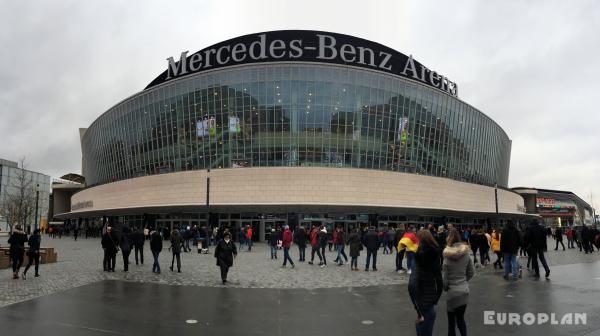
1, 0, 598, 209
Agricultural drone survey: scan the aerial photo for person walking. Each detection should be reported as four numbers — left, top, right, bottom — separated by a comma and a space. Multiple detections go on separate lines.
319, 226, 328, 267
73, 226, 79, 241
245, 225, 253, 251
395, 224, 406, 272
566, 226, 574, 249
150, 230, 163, 274
8, 225, 28, 279
491, 229, 503, 269
132, 227, 145, 265
214, 231, 237, 284
281, 225, 295, 268
238, 227, 246, 252
120, 226, 133, 272
442, 229, 474, 336
269, 228, 278, 259
408, 229, 443, 336
308, 226, 323, 265
554, 226, 565, 251
294, 226, 307, 262
22, 229, 41, 279
347, 228, 362, 271
399, 226, 419, 274
526, 219, 551, 279
101, 226, 118, 272
435, 226, 447, 266
500, 223, 521, 281
334, 227, 348, 265
170, 229, 183, 272
363, 226, 380, 271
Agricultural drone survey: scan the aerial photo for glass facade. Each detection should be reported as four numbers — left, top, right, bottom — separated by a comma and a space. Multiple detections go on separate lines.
82, 63, 511, 187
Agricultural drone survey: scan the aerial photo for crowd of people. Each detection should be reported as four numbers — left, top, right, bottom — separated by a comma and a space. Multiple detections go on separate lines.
6, 218, 600, 336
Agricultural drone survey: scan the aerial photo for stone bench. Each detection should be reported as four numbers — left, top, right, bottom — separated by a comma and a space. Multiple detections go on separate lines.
0, 247, 58, 269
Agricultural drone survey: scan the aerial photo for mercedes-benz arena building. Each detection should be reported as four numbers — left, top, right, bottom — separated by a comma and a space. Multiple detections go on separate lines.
60, 30, 526, 238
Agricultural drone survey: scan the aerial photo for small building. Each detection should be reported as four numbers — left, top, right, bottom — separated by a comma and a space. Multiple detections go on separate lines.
512, 187, 594, 227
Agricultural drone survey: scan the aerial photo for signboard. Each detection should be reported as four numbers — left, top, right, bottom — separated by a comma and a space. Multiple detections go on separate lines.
196, 117, 216, 138
146, 30, 458, 97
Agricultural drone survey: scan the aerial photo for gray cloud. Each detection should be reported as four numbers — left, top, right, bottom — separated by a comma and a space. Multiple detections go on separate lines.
0, 0, 598, 209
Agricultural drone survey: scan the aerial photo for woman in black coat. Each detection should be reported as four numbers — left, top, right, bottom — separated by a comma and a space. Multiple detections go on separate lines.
8, 225, 28, 279
347, 229, 362, 271
23, 229, 41, 279
408, 229, 443, 336
214, 232, 237, 284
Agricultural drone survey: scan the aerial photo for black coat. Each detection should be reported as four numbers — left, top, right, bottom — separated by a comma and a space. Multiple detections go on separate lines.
293, 228, 307, 247
215, 239, 237, 267
8, 231, 27, 256
150, 232, 163, 252
120, 231, 132, 253
132, 230, 145, 247
525, 223, 547, 250
408, 244, 443, 316
101, 232, 119, 253
347, 233, 361, 257
27, 234, 41, 254
500, 226, 521, 254
363, 230, 380, 251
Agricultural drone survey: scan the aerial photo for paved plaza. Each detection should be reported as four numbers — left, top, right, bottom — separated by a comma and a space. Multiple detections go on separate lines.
2, 236, 600, 335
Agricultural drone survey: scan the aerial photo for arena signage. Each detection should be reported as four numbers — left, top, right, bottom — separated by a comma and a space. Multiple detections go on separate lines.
146, 30, 458, 96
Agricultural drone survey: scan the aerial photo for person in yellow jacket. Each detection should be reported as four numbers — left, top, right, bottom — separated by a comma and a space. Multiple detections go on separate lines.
491, 230, 503, 269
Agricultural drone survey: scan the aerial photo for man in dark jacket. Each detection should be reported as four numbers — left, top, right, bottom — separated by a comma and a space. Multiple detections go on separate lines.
8, 225, 28, 279
101, 226, 118, 272
293, 226, 307, 262
525, 219, 550, 278
363, 227, 380, 271
132, 228, 145, 265
150, 230, 163, 274
554, 227, 565, 251
500, 223, 521, 280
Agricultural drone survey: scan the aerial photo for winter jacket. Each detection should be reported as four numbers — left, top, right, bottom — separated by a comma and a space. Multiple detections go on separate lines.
362, 229, 380, 251
150, 231, 163, 252
310, 229, 319, 248
525, 223, 547, 251
408, 244, 443, 317
27, 233, 41, 255
120, 230, 132, 253
101, 232, 119, 253
442, 243, 474, 312
335, 230, 345, 245
246, 228, 253, 241
318, 229, 328, 247
171, 231, 183, 253
500, 225, 521, 254
347, 232, 362, 257
282, 229, 293, 248
293, 228, 307, 247
132, 230, 145, 247
490, 232, 501, 252
269, 231, 278, 247
8, 230, 28, 256
214, 239, 237, 267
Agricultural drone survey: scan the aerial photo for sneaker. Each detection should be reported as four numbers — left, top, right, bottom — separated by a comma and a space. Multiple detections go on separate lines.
320, 264, 326, 268
34, 274, 40, 277
545, 270, 550, 278
407, 269, 412, 275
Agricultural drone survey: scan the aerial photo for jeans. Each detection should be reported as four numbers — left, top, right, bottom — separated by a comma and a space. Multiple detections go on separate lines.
479, 247, 488, 265
184, 239, 190, 252
282, 247, 294, 266
447, 304, 467, 336
134, 245, 144, 264
530, 248, 550, 276
365, 249, 377, 270
152, 251, 161, 273
503, 253, 519, 279
23, 252, 40, 276
298, 246, 306, 261
310, 246, 322, 263
407, 251, 415, 271
396, 249, 405, 270
335, 244, 347, 264
122, 249, 131, 271
415, 306, 436, 336
247, 239, 252, 251
171, 252, 181, 271
10, 252, 24, 273
320, 245, 327, 265
270, 246, 277, 259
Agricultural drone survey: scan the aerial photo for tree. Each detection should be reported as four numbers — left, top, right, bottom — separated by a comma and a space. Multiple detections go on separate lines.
0, 158, 37, 232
